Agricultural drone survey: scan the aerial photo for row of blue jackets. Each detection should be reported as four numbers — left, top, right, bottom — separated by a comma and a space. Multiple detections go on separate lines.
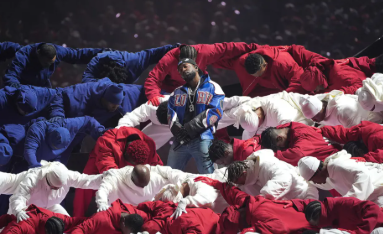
1, 41, 175, 87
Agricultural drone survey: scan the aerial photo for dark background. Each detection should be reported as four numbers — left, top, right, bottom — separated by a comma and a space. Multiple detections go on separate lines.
1, 0, 382, 88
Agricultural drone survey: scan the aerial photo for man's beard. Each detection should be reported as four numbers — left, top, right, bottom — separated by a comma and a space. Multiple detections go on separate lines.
181, 70, 196, 82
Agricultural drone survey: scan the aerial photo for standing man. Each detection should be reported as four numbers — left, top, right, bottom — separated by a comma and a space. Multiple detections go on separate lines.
3, 42, 104, 88
82, 44, 178, 83
168, 58, 225, 174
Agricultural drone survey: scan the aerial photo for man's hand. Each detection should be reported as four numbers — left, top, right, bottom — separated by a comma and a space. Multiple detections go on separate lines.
272, 200, 293, 209
16, 211, 30, 223
194, 176, 222, 189
171, 122, 191, 143
97, 204, 110, 212
170, 199, 187, 219
147, 95, 164, 106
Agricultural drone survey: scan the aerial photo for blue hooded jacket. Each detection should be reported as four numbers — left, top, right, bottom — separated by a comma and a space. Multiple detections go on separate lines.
0, 117, 46, 171
52, 78, 147, 124
0, 85, 63, 126
82, 44, 176, 83
24, 116, 104, 168
0, 42, 22, 61
3, 43, 103, 87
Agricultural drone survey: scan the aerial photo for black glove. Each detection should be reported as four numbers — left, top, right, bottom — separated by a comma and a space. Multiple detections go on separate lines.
171, 122, 191, 144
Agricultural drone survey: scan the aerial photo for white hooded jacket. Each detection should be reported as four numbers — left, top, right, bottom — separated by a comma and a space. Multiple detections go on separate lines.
9, 161, 102, 215
227, 92, 314, 140
310, 150, 383, 207
151, 165, 229, 213
315, 90, 383, 127
239, 149, 318, 200
95, 165, 184, 209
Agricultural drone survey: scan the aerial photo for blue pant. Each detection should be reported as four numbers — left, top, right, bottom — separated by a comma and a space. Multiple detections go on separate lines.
167, 138, 214, 174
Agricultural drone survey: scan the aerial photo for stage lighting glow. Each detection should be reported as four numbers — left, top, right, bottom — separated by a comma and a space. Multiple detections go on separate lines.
234, 10, 240, 14
116, 13, 121, 18
221, 1, 226, 6
211, 21, 216, 26
134, 34, 138, 38
62, 44, 67, 47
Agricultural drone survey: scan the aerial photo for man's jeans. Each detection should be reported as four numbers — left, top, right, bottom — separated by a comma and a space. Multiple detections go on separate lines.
167, 138, 214, 174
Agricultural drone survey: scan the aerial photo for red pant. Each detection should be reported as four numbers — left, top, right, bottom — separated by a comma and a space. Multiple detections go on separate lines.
73, 156, 99, 217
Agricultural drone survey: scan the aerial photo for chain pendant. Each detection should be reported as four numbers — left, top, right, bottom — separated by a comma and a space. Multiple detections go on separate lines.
189, 104, 194, 112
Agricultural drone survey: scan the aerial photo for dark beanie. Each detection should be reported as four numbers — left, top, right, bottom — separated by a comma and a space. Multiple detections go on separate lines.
104, 84, 124, 105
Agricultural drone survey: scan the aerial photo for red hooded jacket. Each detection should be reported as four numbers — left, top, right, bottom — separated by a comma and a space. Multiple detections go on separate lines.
321, 121, 383, 163
144, 42, 262, 100
73, 127, 163, 217
292, 197, 383, 234
232, 136, 262, 161
287, 45, 367, 94
137, 201, 220, 234
212, 46, 307, 97
71, 199, 148, 234
272, 122, 340, 166
1, 205, 85, 234
216, 183, 316, 234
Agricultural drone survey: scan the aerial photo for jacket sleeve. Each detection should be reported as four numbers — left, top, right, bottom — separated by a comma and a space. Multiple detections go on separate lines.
9, 169, 40, 215
356, 201, 383, 234
199, 42, 261, 64
79, 116, 105, 140
321, 125, 361, 144
56, 45, 103, 64
0, 42, 21, 61
82, 55, 102, 83
67, 170, 103, 190
183, 181, 218, 208
259, 162, 293, 200
95, 172, 120, 207
167, 92, 179, 128
338, 79, 363, 95
184, 84, 225, 138
274, 145, 306, 167
94, 133, 119, 173
117, 103, 156, 128
286, 44, 329, 68
144, 48, 178, 100
48, 88, 65, 118
128, 44, 175, 77
23, 123, 45, 168
222, 96, 252, 111
70, 212, 109, 234
3, 47, 30, 86
280, 62, 308, 94
0, 214, 15, 229
338, 162, 374, 200
218, 183, 249, 207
